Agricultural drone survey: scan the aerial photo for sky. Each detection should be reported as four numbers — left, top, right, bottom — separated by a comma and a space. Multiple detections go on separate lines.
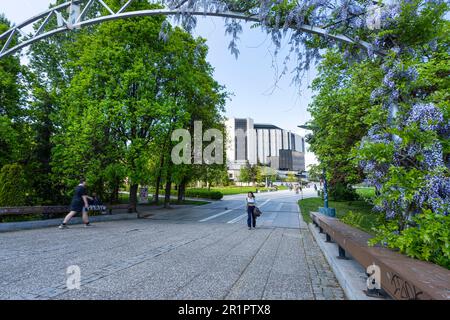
0, 0, 318, 166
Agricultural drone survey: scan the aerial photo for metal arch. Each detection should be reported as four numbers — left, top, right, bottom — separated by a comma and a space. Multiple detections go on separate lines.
0, 0, 384, 59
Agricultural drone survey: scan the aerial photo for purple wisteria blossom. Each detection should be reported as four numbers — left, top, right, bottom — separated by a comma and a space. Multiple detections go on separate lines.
366, 125, 391, 144
415, 174, 450, 216
422, 142, 445, 169
406, 103, 444, 131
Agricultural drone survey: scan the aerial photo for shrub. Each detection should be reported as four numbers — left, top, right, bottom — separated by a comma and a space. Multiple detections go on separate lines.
340, 210, 382, 234
0, 163, 28, 206
185, 189, 223, 200
369, 210, 450, 269
329, 183, 359, 201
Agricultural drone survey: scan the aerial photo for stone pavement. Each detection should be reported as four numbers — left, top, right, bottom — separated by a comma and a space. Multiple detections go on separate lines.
0, 190, 344, 300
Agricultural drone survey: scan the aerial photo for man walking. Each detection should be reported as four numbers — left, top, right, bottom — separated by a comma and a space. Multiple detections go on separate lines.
59, 179, 93, 229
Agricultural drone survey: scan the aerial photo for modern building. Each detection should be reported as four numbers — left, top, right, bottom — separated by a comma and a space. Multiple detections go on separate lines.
226, 117, 306, 181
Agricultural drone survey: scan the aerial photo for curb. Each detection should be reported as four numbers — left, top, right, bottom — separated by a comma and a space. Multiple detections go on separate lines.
0, 213, 138, 233
308, 222, 385, 300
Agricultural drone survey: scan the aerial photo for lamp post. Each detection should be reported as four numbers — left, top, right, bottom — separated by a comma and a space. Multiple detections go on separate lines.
319, 168, 335, 217
298, 124, 335, 217
323, 168, 328, 209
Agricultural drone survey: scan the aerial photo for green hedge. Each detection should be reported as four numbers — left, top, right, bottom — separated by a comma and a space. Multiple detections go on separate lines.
185, 189, 223, 200
329, 183, 359, 201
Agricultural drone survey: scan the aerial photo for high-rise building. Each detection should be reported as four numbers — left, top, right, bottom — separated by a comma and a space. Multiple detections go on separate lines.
225, 118, 306, 181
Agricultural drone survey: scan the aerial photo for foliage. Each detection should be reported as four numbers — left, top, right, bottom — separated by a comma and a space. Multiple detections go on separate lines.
306, 164, 321, 182
0, 164, 27, 206
0, 16, 22, 120
238, 161, 261, 184
193, 186, 271, 196
357, 1, 449, 229
355, 187, 376, 201
285, 173, 297, 183
369, 210, 450, 269
0, 116, 19, 167
306, 49, 383, 188
303, 0, 449, 266
259, 166, 277, 183
0, 16, 30, 169
328, 182, 359, 201
298, 197, 379, 233
184, 189, 223, 200
47, 2, 227, 208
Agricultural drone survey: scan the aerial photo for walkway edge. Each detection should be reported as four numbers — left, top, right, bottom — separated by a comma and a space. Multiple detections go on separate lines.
308, 222, 384, 300
0, 213, 138, 233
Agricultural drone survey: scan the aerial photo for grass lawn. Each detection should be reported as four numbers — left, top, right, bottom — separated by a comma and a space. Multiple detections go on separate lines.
298, 197, 381, 234
355, 187, 376, 200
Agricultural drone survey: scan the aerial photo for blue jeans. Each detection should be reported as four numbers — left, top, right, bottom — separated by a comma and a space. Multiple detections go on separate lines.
247, 206, 256, 228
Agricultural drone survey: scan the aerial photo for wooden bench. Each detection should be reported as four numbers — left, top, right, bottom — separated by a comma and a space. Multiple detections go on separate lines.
105, 204, 132, 215
0, 204, 133, 217
310, 211, 450, 300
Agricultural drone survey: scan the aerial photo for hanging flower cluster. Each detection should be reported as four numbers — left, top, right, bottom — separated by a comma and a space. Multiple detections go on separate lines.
414, 173, 450, 216
159, 0, 383, 83
361, 67, 448, 223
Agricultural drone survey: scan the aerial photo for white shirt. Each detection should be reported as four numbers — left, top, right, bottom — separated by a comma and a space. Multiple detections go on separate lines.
247, 197, 256, 205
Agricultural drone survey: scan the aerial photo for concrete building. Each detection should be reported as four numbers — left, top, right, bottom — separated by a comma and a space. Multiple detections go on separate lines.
226, 118, 306, 181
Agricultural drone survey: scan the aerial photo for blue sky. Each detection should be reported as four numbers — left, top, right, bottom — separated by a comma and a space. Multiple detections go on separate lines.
0, 0, 318, 166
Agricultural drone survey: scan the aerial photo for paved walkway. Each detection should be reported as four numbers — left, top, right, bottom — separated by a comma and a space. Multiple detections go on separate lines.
0, 189, 344, 300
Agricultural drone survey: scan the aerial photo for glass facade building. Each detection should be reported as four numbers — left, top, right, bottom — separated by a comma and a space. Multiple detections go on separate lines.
225, 118, 306, 179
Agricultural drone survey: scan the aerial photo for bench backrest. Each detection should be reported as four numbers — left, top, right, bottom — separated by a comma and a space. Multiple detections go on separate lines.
0, 204, 131, 216
311, 212, 450, 300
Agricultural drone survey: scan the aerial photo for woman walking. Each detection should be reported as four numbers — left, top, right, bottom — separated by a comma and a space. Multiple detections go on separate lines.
59, 179, 93, 229
246, 192, 257, 230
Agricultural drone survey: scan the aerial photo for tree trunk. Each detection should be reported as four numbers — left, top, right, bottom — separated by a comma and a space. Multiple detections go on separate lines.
110, 185, 119, 204
178, 179, 186, 203
114, 185, 119, 203
177, 184, 183, 203
154, 173, 161, 204
154, 154, 165, 204
129, 183, 138, 213
164, 176, 172, 208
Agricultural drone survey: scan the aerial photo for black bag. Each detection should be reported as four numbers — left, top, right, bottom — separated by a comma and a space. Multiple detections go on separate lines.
254, 207, 262, 217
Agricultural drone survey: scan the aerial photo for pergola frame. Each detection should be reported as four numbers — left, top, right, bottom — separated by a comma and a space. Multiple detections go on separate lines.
0, 0, 385, 59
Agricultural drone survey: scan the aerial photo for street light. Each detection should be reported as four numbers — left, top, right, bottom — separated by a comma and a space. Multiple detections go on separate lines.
298, 123, 335, 217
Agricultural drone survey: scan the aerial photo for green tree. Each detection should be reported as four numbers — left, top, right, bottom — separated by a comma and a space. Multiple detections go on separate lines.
259, 166, 276, 185
50, 1, 227, 211
285, 173, 297, 183
306, 49, 383, 198
307, 164, 321, 182
239, 162, 251, 184
24, 0, 88, 204
0, 16, 29, 168
0, 164, 27, 206
0, 16, 22, 120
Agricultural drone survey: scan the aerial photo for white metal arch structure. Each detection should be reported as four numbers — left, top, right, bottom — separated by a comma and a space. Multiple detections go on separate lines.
0, 0, 384, 59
